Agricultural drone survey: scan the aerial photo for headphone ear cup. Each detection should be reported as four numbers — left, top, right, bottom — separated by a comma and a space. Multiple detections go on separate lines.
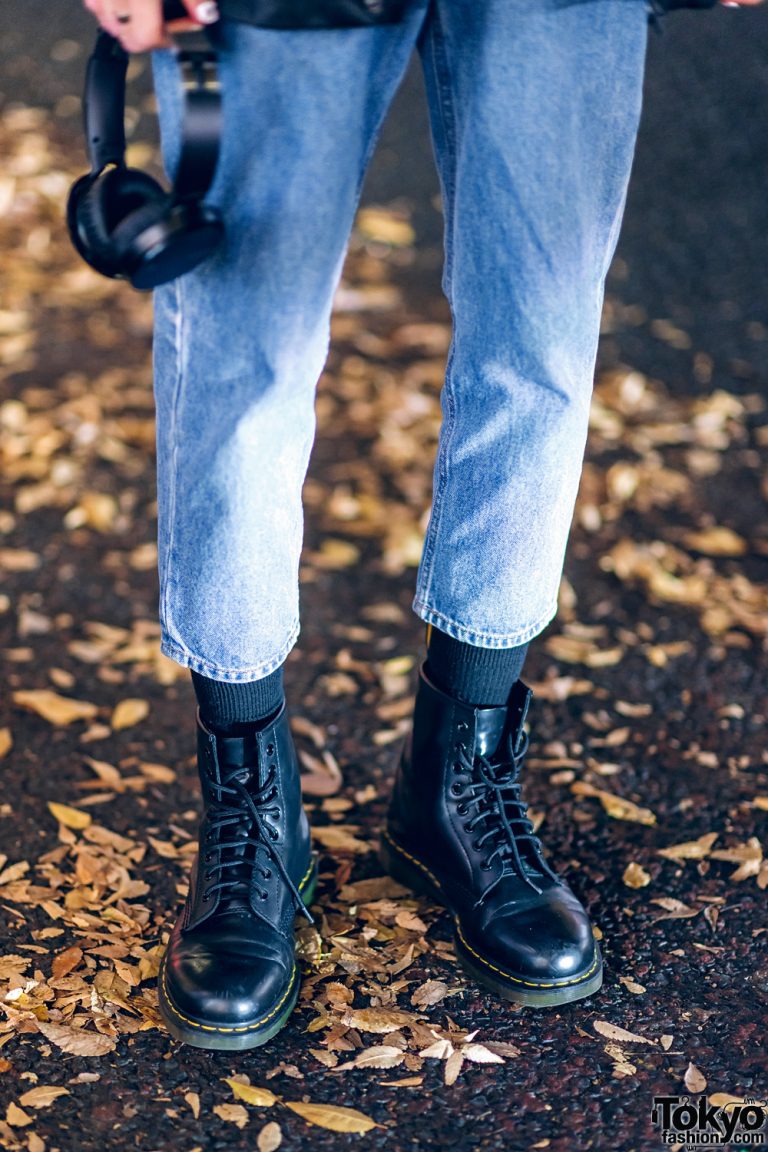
75, 167, 168, 278
69, 171, 122, 277
109, 196, 171, 271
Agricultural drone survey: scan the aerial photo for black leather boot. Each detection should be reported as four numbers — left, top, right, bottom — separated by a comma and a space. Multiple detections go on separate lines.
157, 701, 317, 1049
381, 662, 602, 1007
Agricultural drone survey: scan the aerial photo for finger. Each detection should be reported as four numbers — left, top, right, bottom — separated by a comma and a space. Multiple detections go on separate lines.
104, 0, 168, 51
178, 0, 220, 24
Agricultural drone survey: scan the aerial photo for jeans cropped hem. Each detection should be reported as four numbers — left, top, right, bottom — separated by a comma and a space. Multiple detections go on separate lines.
159, 617, 300, 682
411, 596, 558, 649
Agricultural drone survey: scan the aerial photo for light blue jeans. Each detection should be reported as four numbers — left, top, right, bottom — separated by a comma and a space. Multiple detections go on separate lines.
151, 0, 649, 682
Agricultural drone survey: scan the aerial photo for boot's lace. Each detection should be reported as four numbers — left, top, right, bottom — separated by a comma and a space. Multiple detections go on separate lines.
200, 736, 314, 927
451, 723, 561, 903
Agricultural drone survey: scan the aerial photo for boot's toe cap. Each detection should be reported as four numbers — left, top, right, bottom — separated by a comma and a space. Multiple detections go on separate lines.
162, 936, 295, 1030
468, 888, 599, 983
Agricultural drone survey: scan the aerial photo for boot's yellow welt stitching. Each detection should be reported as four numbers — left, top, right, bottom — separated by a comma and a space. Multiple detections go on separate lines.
161, 959, 297, 1033
455, 923, 600, 988
383, 829, 600, 989
382, 827, 443, 890
160, 860, 316, 1034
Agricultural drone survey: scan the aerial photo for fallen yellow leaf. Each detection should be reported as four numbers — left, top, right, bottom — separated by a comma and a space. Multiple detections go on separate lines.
283, 1102, 380, 1134
111, 698, 149, 731
18, 1086, 70, 1109
213, 1104, 249, 1128
47, 802, 92, 830
223, 1080, 278, 1108
257, 1121, 282, 1152
5, 1102, 32, 1127
34, 1020, 116, 1056
622, 862, 652, 889
13, 690, 98, 726
593, 1020, 656, 1045
572, 781, 656, 826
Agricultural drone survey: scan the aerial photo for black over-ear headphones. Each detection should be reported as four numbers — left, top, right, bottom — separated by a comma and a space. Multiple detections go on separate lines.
67, 9, 223, 291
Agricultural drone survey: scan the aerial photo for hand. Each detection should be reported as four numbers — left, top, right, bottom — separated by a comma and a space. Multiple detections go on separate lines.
82, 0, 219, 53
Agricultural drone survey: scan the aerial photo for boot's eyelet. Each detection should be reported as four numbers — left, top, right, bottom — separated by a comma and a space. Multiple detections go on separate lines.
452, 762, 462, 773
264, 870, 272, 879
260, 891, 268, 900
203, 853, 211, 863
266, 743, 275, 756
480, 860, 492, 871
458, 722, 468, 732
450, 782, 462, 796
202, 892, 210, 901
456, 804, 467, 816
269, 829, 278, 841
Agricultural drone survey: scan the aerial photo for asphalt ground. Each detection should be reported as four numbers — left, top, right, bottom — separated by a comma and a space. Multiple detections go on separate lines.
0, 4, 766, 1151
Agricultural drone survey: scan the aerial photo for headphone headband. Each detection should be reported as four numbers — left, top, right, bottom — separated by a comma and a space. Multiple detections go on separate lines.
82, 25, 221, 204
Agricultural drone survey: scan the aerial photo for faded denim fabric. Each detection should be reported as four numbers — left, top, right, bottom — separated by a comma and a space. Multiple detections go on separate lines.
151, 0, 648, 682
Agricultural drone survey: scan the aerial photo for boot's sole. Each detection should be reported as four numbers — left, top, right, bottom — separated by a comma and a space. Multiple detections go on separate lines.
379, 828, 603, 1008
157, 856, 318, 1050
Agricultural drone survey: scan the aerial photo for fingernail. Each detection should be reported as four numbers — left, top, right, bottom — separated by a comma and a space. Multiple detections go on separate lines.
194, 1, 219, 21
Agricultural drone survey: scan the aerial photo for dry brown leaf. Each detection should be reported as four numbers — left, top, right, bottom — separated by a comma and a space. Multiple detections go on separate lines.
34, 1020, 116, 1056
709, 838, 763, 881
709, 1093, 767, 1111
419, 1037, 454, 1060
223, 1080, 278, 1108
341, 1007, 417, 1034
444, 1050, 465, 1086
47, 802, 92, 830
6, 1103, 33, 1127
335, 1046, 405, 1071
650, 898, 700, 921
618, 976, 647, 995
311, 825, 370, 854
13, 690, 98, 726
184, 1092, 200, 1119
257, 1121, 283, 1152
0, 728, 12, 759
622, 862, 652, 888
592, 1021, 656, 1046
51, 946, 83, 979
111, 698, 149, 731
283, 1102, 380, 1134
213, 1104, 249, 1128
394, 910, 428, 933
356, 207, 415, 247
684, 1062, 707, 1093
572, 781, 656, 826
17, 1087, 70, 1109
0, 860, 30, 885
410, 980, 451, 1008
683, 527, 747, 556
657, 832, 719, 862
462, 1043, 505, 1065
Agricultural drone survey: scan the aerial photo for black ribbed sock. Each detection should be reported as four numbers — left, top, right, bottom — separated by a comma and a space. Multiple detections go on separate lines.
423, 622, 529, 707
190, 665, 285, 733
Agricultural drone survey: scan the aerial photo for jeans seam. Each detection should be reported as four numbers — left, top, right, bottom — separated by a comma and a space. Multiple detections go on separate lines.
418, 2, 459, 609
411, 596, 559, 649
161, 275, 185, 654
160, 616, 300, 682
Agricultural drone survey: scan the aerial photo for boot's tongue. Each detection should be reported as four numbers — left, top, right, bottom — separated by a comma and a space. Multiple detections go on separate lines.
473, 706, 508, 758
